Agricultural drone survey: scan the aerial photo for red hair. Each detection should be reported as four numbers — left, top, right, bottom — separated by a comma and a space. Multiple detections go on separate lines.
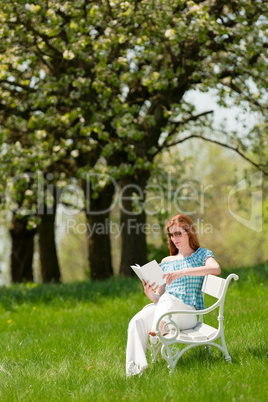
166, 214, 200, 256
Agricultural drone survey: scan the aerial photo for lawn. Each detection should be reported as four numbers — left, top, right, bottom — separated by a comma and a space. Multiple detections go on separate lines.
0, 264, 267, 401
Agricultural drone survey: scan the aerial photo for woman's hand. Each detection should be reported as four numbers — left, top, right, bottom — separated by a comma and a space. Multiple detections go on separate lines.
142, 280, 160, 303
163, 270, 183, 285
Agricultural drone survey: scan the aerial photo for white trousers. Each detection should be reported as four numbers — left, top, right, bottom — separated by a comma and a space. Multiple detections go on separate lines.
126, 293, 197, 377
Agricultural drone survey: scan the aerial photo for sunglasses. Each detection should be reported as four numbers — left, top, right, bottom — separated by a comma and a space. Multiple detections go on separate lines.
168, 230, 186, 238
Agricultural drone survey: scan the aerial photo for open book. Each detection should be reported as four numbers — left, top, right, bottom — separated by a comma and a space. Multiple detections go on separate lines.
130, 260, 166, 286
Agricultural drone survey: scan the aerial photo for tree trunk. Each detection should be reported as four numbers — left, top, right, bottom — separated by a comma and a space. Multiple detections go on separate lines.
119, 172, 149, 276
9, 215, 36, 283
38, 211, 61, 283
83, 180, 115, 280
38, 186, 61, 283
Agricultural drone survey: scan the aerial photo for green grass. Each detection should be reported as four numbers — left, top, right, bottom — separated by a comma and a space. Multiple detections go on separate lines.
0, 264, 267, 401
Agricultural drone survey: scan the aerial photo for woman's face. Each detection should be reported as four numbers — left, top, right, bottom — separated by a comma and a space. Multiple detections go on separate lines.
169, 223, 190, 250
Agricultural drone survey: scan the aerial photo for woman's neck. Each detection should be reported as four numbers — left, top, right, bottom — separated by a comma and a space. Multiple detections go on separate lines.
178, 246, 195, 258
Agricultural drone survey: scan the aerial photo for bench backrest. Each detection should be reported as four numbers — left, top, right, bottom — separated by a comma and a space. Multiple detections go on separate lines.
201, 275, 226, 299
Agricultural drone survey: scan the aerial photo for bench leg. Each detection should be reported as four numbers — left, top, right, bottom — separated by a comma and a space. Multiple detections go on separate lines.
221, 334, 232, 363
205, 345, 213, 357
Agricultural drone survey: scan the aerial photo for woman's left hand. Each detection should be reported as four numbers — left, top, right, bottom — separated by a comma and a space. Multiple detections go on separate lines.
163, 271, 183, 285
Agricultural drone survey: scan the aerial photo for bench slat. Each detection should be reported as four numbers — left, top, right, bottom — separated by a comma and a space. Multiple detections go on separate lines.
179, 323, 217, 341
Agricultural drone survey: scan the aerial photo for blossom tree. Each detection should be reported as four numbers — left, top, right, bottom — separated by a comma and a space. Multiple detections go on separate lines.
0, 0, 267, 280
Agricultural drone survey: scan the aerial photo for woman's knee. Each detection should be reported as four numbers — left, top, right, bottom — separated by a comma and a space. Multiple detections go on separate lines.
128, 316, 146, 335
128, 306, 155, 333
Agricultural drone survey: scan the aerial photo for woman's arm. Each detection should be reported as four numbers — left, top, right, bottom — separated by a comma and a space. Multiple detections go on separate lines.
163, 257, 221, 285
142, 280, 166, 303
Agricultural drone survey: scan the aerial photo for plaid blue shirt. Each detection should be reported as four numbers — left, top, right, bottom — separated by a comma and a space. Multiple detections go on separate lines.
160, 247, 215, 310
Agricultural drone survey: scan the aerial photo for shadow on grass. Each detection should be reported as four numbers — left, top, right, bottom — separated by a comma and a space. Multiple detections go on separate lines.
232, 342, 268, 362
0, 276, 142, 310
0, 262, 267, 310
146, 346, 225, 375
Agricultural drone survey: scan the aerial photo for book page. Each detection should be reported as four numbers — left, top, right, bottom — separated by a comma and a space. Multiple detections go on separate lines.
130, 260, 166, 286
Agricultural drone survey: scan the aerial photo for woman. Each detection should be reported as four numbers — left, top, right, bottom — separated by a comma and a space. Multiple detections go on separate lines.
126, 214, 221, 377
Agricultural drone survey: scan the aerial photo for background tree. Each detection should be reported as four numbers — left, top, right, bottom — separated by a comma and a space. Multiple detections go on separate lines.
4, 174, 37, 282
0, 0, 267, 281
170, 140, 268, 267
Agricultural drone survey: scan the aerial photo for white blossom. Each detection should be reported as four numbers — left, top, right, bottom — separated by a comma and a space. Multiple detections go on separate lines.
29, 4, 41, 13
164, 29, 176, 40
63, 50, 75, 60
71, 150, 79, 158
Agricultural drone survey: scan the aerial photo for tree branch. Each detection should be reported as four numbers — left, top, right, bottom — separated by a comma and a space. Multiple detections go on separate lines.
169, 110, 214, 125
160, 134, 268, 175
161, 110, 214, 144
104, 0, 113, 18
220, 79, 268, 110
14, 9, 63, 57
0, 80, 35, 92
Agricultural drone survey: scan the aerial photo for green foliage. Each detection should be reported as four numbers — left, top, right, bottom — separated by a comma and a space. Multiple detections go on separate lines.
192, 143, 268, 267
0, 0, 267, 282
0, 0, 267, 191
56, 210, 88, 282
147, 242, 169, 263
0, 266, 267, 401
145, 139, 268, 268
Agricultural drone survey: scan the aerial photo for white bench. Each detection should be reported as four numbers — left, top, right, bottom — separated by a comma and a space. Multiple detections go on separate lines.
148, 273, 239, 373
